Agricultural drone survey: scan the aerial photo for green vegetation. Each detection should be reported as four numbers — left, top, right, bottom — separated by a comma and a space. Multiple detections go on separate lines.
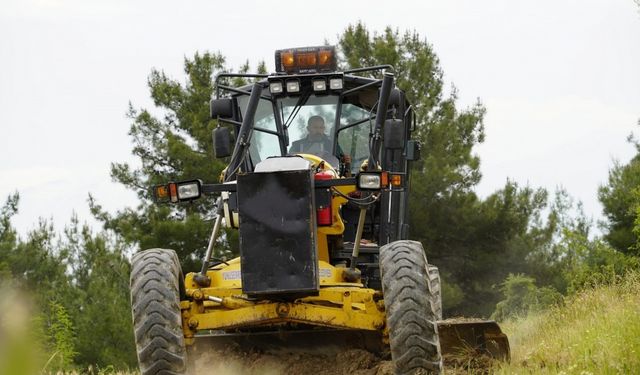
1, 23, 639, 373
598, 135, 640, 255
495, 271, 640, 374
0, 194, 136, 372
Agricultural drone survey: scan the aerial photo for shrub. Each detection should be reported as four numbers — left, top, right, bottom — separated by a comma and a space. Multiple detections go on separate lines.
492, 274, 562, 321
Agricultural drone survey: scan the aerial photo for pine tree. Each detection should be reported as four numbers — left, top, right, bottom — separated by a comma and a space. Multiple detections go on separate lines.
599, 139, 640, 255
91, 53, 234, 271
338, 23, 554, 315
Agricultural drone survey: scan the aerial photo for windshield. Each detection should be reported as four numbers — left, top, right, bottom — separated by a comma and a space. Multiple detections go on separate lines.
238, 93, 341, 165
237, 91, 370, 171
338, 103, 374, 171
237, 93, 281, 165
279, 95, 339, 162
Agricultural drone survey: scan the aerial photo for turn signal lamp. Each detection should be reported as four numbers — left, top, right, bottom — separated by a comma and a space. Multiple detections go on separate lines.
390, 174, 402, 187
275, 46, 337, 74
154, 184, 170, 203
381, 171, 389, 187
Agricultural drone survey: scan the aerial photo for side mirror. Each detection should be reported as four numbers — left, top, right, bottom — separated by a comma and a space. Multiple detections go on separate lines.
405, 140, 421, 161
383, 119, 405, 149
213, 127, 233, 158
210, 98, 233, 119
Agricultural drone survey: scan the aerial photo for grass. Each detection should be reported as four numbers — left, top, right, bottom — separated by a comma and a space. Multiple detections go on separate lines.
14, 271, 640, 375
492, 271, 640, 374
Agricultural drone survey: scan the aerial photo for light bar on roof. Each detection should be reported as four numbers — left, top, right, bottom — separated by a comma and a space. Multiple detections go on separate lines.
275, 46, 337, 74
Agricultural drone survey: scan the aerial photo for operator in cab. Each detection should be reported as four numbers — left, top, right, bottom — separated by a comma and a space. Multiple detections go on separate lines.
289, 115, 351, 166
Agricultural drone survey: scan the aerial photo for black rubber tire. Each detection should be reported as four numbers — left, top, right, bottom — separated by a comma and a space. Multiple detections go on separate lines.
130, 248, 188, 375
427, 265, 443, 321
380, 240, 443, 375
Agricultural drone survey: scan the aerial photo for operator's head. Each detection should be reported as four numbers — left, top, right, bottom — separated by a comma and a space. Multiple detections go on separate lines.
307, 116, 326, 139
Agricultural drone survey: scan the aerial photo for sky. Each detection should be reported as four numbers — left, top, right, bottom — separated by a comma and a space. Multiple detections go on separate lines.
1, 0, 639, 236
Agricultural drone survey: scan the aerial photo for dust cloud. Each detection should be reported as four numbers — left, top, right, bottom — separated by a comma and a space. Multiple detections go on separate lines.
192, 346, 395, 375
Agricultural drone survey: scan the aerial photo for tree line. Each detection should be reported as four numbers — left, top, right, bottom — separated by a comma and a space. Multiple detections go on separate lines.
1, 22, 639, 371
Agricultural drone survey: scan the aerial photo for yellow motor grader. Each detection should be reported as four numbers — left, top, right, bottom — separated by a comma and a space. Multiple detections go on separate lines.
129, 46, 509, 375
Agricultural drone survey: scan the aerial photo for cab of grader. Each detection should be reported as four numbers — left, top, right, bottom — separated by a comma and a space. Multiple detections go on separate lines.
129, 46, 509, 375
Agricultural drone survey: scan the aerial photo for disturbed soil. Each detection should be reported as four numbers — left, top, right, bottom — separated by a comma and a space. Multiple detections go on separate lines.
191, 345, 488, 375
193, 346, 395, 375
189, 319, 502, 375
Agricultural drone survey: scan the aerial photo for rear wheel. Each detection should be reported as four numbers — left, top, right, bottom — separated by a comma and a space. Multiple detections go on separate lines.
380, 240, 442, 375
427, 265, 443, 321
130, 249, 188, 375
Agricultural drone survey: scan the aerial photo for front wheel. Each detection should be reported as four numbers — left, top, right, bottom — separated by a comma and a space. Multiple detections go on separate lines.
380, 240, 443, 375
130, 248, 188, 375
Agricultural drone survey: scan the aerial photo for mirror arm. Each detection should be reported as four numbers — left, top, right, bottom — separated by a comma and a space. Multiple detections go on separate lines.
224, 82, 261, 182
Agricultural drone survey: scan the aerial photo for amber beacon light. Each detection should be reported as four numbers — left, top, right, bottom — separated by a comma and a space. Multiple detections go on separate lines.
275, 46, 337, 74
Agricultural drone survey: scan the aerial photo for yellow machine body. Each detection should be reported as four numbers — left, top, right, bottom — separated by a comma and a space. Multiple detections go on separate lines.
177, 153, 510, 361
181, 155, 385, 345
181, 260, 386, 345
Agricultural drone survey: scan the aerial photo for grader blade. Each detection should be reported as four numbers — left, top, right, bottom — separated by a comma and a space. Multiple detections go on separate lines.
437, 319, 510, 361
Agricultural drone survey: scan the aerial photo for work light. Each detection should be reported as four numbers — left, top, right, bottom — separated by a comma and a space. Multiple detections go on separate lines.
356, 171, 390, 191
357, 173, 382, 190
313, 79, 326, 91
329, 77, 343, 90
269, 81, 283, 94
177, 180, 201, 200
286, 80, 300, 93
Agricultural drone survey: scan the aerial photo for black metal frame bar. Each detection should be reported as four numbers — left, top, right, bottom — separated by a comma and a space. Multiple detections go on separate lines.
338, 115, 376, 132
201, 177, 357, 195
218, 118, 242, 127
344, 65, 394, 75
215, 73, 269, 99
340, 80, 381, 97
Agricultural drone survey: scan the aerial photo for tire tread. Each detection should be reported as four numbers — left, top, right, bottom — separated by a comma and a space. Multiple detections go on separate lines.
380, 240, 442, 375
130, 248, 187, 375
